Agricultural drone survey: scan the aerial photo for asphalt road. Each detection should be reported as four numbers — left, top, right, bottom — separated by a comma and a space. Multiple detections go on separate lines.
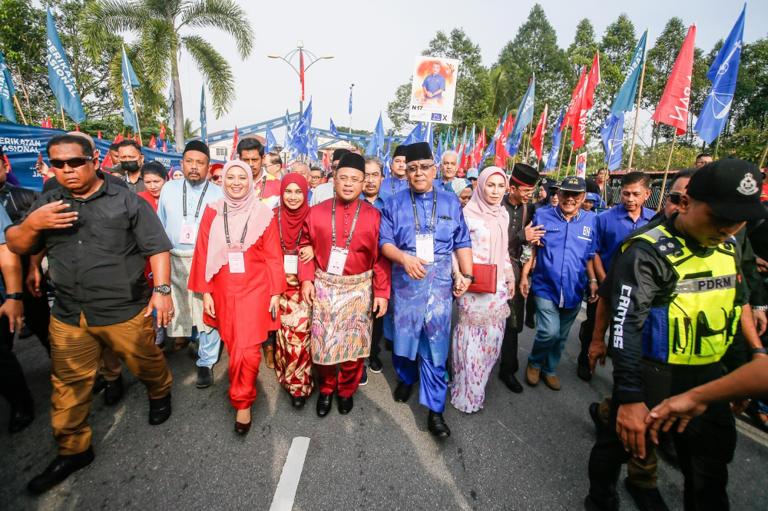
2, 312, 768, 511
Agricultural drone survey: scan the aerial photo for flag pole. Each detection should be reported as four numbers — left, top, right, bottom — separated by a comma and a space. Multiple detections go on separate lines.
656, 135, 677, 212
59, 106, 66, 130
759, 139, 768, 169
563, 143, 574, 178
627, 56, 647, 170
12, 95, 27, 125
556, 127, 568, 174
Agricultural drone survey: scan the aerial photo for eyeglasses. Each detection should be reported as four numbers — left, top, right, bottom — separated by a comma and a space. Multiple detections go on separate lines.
49, 157, 93, 169
406, 163, 435, 174
336, 175, 364, 184
668, 192, 682, 205
364, 173, 381, 181
211, 174, 222, 182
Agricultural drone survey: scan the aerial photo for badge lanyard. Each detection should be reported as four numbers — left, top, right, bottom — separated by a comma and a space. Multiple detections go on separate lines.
277, 205, 303, 253
183, 180, 210, 221
331, 198, 362, 250
327, 198, 362, 275
223, 203, 250, 247
410, 189, 437, 264
410, 189, 438, 234
278, 206, 304, 274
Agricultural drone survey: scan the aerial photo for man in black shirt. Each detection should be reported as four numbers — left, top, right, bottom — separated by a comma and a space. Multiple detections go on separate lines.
6, 134, 175, 495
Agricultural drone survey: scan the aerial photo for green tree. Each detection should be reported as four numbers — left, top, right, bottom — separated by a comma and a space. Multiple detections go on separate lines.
732, 38, 768, 131
567, 19, 598, 68
85, 0, 254, 150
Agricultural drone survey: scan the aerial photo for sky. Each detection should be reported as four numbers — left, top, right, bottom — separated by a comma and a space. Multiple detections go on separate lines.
178, 0, 765, 137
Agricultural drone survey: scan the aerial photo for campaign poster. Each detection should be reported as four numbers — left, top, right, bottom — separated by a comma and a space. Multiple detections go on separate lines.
575, 151, 588, 178
408, 56, 460, 124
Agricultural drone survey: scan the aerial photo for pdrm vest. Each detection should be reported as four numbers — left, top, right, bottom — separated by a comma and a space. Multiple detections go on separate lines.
621, 225, 741, 366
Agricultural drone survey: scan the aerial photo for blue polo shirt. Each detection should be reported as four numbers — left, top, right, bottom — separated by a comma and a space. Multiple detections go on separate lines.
594, 204, 655, 271
531, 206, 597, 309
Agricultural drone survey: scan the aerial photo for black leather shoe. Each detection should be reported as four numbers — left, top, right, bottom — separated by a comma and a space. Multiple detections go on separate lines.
148, 393, 172, 425
291, 396, 307, 409
92, 374, 107, 395
103, 376, 124, 406
337, 395, 354, 414
427, 411, 450, 438
584, 494, 618, 511
235, 420, 251, 435
196, 366, 213, 388
8, 406, 34, 434
393, 382, 413, 403
27, 447, 95, 495
368, 355, 383, 373
499, 372, 524, 393
624, 478, 670, 511
316, 393, 333, 417
577, 363, 593, 382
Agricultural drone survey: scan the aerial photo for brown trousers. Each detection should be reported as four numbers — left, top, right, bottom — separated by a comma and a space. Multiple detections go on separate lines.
49, 310, 172, 455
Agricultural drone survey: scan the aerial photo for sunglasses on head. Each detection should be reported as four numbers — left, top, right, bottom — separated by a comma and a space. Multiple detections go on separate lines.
49, 157, 93, 169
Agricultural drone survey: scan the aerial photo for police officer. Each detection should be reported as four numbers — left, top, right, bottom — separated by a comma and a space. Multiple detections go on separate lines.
585, 159, 768, 511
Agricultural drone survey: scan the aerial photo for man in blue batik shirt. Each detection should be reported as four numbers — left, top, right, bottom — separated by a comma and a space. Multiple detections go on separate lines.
380, 142, 473, 438
380, 145, 409, 202
519, 176, 597, 392
422, 63, 446, 101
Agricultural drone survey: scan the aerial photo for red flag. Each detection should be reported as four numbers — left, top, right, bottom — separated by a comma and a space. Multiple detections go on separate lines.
133, 133, 142, 146
531, 104, 548, 160
97, 131, 102, 139
583, 53, 601, 111
159, 123, 166, 140
321, 150, 330, 172
651, 24, 696, 135
299, 50, 305, 102
148, 135, 157, 149
230, 126, 239, 160
563, 67, 587, 129
113, 133, 124, 144
101, 153, 113, 170
472, 128, 486, 166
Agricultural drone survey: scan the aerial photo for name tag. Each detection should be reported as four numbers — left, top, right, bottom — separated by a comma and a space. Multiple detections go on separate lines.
284, 254, 299, 274
327, 247, 348, 275
415, 233, 435, 264
227, 250, 245, 273
179, 223, 197, 244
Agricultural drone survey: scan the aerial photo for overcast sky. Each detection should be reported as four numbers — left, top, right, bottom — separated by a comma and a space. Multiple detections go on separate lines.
179, 0, 764, 136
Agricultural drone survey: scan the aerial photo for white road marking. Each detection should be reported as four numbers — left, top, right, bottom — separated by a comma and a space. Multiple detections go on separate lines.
269, 436, 311, 511
736, 419, 768, 448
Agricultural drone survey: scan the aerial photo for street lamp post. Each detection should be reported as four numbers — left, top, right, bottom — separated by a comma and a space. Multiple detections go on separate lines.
267, 41, 334, 117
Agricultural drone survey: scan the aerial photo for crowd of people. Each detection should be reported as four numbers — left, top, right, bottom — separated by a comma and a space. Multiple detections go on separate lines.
0, 131, 767, 510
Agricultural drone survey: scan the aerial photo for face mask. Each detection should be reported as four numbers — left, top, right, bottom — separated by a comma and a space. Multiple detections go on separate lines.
122, 161, 140, 173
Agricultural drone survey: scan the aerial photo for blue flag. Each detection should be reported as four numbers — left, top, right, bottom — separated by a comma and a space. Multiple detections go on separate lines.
601, 112, 625, 171
46, 9, 85, 123
121, 46, 140, 132
507, 75, 536, 156
364, 113, 385, 157
329, 118, 338, 136
611, 31, 647, 115
291, 98, 313, 156
402, 122, 424, 145
265, 126, 277, 153
695, 4, 746, 144
199, 86, 207, 142
423, 122, 434, 152
544, 109, 565, 171
167, 84, 175, 139
348, 86, 353, 115
0, 51, 17, 123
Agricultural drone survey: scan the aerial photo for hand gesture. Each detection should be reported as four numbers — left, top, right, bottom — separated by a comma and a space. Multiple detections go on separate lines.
401, 253, 428, 280
28, 200, 78, 230
524, 223, 546, 244
298, 246, 314, 263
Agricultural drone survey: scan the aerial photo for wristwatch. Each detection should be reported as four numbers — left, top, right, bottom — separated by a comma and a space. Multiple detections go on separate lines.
461, 273, 475, 282
153, 284, 171, 295
751, 347, 767, 355
5, 292, 23, 300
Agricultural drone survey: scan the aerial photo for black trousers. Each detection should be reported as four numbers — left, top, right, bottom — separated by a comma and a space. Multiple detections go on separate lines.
588, 364, 736, 511
0, 314, 34, 412
500, 272, 525, 375
578, 300, 598, 368
370, 316, 383, 360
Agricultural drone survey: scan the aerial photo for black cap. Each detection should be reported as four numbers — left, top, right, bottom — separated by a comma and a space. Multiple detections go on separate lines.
687, 159, 768, 221
559, 176, 586, 193
393, 145, 408, 158
585, 178, 601, 194
183, 140, 210, 159
510, 163, 539, 186
405, 142, 433, 163
332, 148, 351, 162
337, 152, 365, 173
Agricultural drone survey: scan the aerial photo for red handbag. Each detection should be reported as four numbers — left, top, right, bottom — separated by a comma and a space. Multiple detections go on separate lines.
467, 263, 497, 294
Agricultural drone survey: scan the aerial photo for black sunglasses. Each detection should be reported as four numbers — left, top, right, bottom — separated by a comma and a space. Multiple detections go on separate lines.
668, 192, 682, 205
49, 157, 93, 169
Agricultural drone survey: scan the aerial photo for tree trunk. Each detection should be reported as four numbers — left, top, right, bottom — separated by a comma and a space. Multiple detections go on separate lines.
171, 40, 185, 152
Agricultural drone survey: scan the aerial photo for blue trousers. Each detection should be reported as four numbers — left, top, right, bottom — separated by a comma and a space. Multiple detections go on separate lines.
527, 296, 580, 375
392, 330, 447, 413
194, 327, 221, 368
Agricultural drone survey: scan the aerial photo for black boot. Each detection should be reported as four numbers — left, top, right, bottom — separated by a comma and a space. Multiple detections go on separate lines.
103, 375, 124, 406
27, 447, 95, 495
148, 393, 172, 425
427, 411, 451, 438
8, 405, 34, 434
393, 382, 413, 403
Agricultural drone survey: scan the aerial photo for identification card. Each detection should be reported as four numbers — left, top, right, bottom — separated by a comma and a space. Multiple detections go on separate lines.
179, 223, 196, 244
327, 247, 348, 275
415, 233, 435, 264
284, 254, 299, 274
227, 250, 245, 273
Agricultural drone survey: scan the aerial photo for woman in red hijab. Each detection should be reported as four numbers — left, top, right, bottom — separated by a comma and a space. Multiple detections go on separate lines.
188, 160, 286, 433
274, 173, 315, 409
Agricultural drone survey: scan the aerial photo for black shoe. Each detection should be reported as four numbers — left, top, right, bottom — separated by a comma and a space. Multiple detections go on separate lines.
499, 372, 524, 393
235, 420, 251, 435
368, 355, 383, 373
92, 374, 108, 395
393, 382, 413, 403
525, 317, 535, 329
577, 363, 593, 382
583, 494, 618, 511
624, 478, 670, 511
385, 340, 393, 351
316, 393, 333, 417
338, 395, 354, 414
427, 411, 450, 438
588, 402, 605, 435
359, 368, 368, 386
148, 393, 172, 425
8, 406, 34, 434
103, 376, 124, 406
27, 447, 95, 495
196, 366, 213, 388
291, 396, 307, 409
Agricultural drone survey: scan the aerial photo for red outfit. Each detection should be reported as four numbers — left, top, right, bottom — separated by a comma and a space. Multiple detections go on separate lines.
298, 198, 391, 298
189, 206, 286, 409
138, 191, 160, 288
298, 198, 391, 397
255, 175, 281, 200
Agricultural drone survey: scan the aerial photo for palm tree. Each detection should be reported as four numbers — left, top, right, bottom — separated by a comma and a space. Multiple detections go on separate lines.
85, 0, 253, 151
183, 118, 200, 140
